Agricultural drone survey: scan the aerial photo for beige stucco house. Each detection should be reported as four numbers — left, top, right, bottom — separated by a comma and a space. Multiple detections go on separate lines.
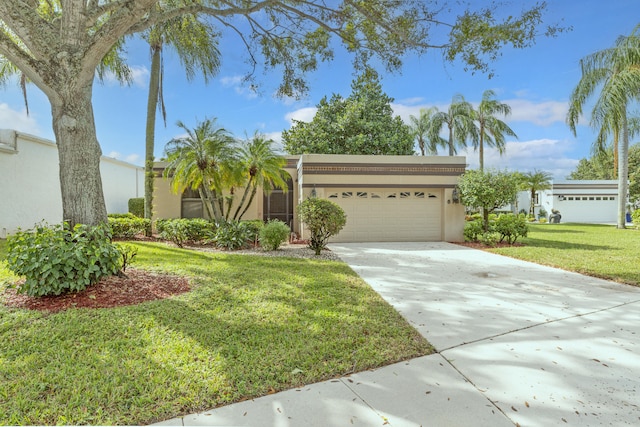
153, 154, 466, 243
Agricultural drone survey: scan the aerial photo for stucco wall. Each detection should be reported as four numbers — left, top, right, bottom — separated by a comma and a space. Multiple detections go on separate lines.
0, 130, 143, 238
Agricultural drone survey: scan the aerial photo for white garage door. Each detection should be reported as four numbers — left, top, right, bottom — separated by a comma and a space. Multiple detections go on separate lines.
326, 188, 443, 242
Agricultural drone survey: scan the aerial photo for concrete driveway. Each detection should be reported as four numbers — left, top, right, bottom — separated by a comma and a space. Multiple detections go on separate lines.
330, 242, 640, 426
157, 242, 640, 427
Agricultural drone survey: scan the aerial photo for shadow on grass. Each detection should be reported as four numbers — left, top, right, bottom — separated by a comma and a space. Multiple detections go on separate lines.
520, 237, 614, 251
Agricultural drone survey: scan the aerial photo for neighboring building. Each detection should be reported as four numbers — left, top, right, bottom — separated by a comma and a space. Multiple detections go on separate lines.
0, 129, 144, 238
153, 154, 467, 243
514, 180, 621, 223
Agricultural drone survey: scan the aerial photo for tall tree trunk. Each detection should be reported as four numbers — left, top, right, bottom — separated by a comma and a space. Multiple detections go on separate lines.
617, 113, 629, 229
529, 189, 535, 217
144, 45, 162, 233
448, 126, 455, 156
613, 127, 619, 179
51, 84, 107, 227
479, 133, 485, 171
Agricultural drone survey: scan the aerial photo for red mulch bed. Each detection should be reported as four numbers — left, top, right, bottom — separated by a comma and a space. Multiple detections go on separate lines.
455, 241, 525, 249
3, 269, 190, 313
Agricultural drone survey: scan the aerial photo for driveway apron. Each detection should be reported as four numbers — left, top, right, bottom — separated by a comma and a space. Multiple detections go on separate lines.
330, 242, 640, 427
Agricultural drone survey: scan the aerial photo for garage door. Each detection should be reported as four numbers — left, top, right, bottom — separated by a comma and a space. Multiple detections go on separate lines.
326, 188, 443, 242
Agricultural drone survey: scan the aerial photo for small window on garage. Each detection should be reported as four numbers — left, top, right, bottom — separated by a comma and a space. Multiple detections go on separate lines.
568, 196, 574, 200
596, 197, 601, 200
328, 192, 338, 199
610, 196, 616, 200
371, 192, 382, 199
342, 192, 353, 198
589, 197, 594, 200
414, 191, 425, 198
582, 197, 588, 200
386, 192, 397, 199
357, 192, 368, 198
400, 191, 410, 198
428, 193, 438, 199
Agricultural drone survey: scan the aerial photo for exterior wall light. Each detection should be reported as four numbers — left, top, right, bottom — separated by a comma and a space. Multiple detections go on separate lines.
452, 187, 460, 204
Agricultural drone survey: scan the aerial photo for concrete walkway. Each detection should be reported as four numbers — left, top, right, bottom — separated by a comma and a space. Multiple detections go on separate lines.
155, 242, 640, 426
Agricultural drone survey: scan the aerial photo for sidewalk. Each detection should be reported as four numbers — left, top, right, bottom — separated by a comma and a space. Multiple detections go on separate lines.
155, 242, 640, 426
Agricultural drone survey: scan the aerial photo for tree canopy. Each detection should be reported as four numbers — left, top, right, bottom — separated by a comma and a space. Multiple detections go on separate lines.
0, 0, 565, 226
282, 68, 413, 155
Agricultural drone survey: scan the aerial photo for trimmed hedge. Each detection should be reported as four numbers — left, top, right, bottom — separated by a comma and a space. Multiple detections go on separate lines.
128, 198, 144, 218
108, 214, 150, 238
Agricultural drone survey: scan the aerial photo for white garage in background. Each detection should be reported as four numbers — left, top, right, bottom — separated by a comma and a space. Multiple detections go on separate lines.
0, 129, 144, 238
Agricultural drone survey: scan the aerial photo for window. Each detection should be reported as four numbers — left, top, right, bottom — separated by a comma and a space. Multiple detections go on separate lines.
596, 197, 601, 201
342, 192, 353, 198
534, 193, 540, 205
400, 192, 411, 199
328, 192, 338, 199
414, 191, 425, 198
428, 193, 438, 199
568, 197, 574, 201
371, 192, 382, 199
357, 192, 368, 198
386, 192, 397, 199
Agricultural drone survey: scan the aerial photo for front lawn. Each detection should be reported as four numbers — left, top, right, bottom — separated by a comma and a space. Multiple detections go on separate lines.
489, 223, 640, 285
0, 242, 433, 425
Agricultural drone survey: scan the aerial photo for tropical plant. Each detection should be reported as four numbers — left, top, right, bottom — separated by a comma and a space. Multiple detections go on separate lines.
458, 169, 520, 232
520, 170, 553, 217
430, 94, 478, 156
409, 107, 444, 155
567, 28, 640, 228
297, 197, 347, 255
232, 133, 289, 220
471, 89, 518, 170
141, 13, 221, 231
163, 118, 237, 221
259, 220, 291, 251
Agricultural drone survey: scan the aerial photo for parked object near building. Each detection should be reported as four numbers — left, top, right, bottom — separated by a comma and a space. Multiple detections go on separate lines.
0, 130, 144, 238
153, 154, 467, 243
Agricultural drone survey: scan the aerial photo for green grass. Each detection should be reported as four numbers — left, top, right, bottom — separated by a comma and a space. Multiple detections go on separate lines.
0, 242, 432, 425
489, 223, 640, 285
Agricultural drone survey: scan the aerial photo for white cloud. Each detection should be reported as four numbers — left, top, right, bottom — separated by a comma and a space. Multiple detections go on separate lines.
220, 75, 257, 99
505, 99, 568, 126
459, 138, 579, 178
0, 103, 41, 135
285, 107, 317, 124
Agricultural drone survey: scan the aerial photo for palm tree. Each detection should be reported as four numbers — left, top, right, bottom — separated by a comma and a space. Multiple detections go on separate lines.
430, 94, 478, 156
567, 29, 640, 228
163, 118, 237, 221
520, 170, 552, 217
409, 107, 444, 155
142, 15, 221, 228
233, 133, 289, 220
472, 90, 518, 170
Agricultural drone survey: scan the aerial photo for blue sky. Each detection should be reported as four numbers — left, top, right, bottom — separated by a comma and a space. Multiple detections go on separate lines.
1, 1, 639, 179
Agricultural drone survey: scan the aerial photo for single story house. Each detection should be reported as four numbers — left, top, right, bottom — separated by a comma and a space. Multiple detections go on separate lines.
0, 129, 144, 238
153, 154, 467, 242
514, 180, 622, 223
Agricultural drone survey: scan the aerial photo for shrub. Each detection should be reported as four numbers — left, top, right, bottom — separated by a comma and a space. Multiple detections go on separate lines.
242, 220, 265, 244
128, 198, 145, 218
259, 220, 291, 251
632, 210, 640, 229
115, 243, 138, 273
464, 219, 484, 242
494, 214, 529, 244
212, 220, 252, 250
479, 231, 500, 247
156, 218, 215, 247
108, 215, 150, 238
297, 198, 346, 255
6, 223, 121, 297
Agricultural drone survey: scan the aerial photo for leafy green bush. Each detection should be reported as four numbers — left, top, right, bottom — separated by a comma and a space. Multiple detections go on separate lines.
212, 220, 252, 250
156, 218, 215, 247
297, 198, 346, 255
108, 214, 150, 238
479, 231, 500, 247
464, 219, 485, 242
259, 220, 291, 251
114, 243, 138, 273
494, 214, 529, 244
128, 198, 145, 218
6, 223, 121, 297
242, 220, 265, 244
632, 210, 640, 229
